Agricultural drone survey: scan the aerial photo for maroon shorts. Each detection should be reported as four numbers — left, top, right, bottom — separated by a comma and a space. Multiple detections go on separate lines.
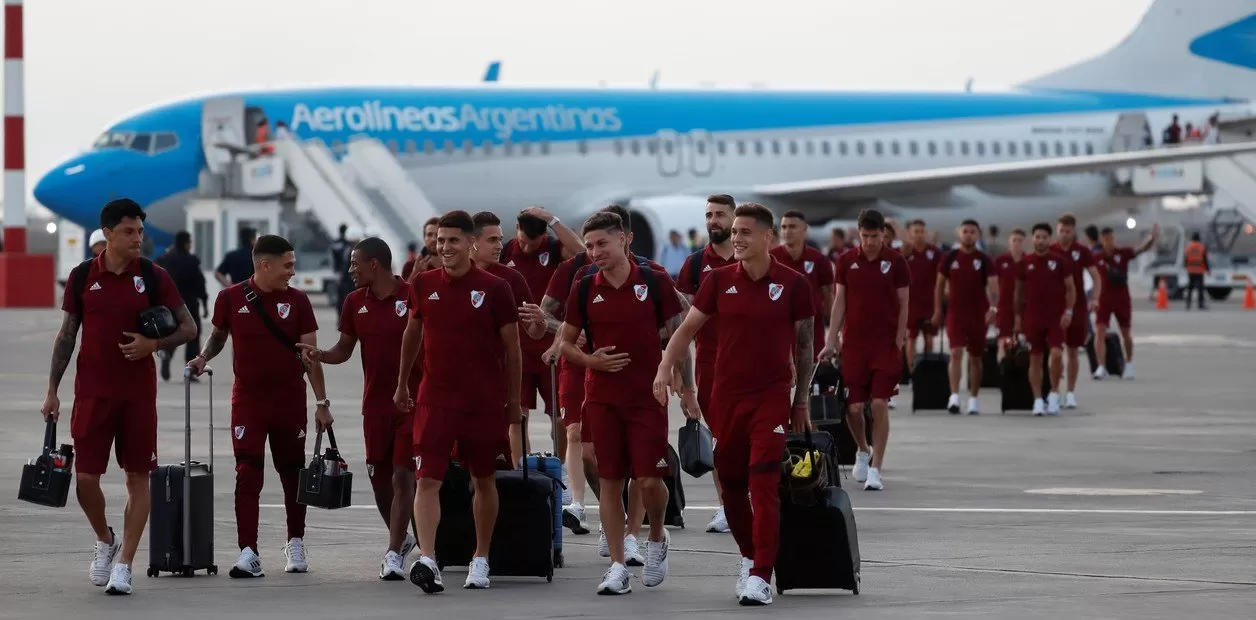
230, 403, 308, 470
696, 359, 716, 427
520, 367, 556, 415
996, 310, 1016, 340
707, 388, 790, 473
558, 360, 585, 430
907, 311, 938, 339
1023, 320, 1065, 354
840, 344, 901, 404
364, 411, 415, 469
1096, 292, 1131, 329
413, 404, 507, 480
584, 402, 670, 480
946, 318, 987, 355
70, 396, 158, 475
1065, 307, 1089, 348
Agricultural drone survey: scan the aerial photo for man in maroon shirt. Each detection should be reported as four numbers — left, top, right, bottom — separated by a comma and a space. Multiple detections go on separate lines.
1015, 223, 1077, 416
500, 206, 583, 484
472, 211, 549, 463
1093, 224, 1158, 380
1050, 213, 1101, 410
393, 210, 522, 594
902, 219, 943, 369
771, 210, 834, 362
994, 229, 1026, 355
932, 219, 998, 415
822, 208, 909, 493
560, 211, 694, 595
402, 217, 439, 281
658, 203, 815, 606
189, 234, 332, 579
296, 237, 419, 581
675, 193, 738, 535
43, 199, 197, 595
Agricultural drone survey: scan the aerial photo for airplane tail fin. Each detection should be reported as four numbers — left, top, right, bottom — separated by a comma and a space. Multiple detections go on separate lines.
1020, 0, 1256, 100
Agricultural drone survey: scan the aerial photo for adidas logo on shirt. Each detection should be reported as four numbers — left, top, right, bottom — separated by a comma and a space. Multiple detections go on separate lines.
725, 286, 738, 294
773, 424, 785, 434
357, 306, 368, 314
428, 292, 440, 300
237, 306, 249, 314
506, 260, 516, 267
656, 458, 668, 468
851, 263, 860, 270
592, 294, 605, 303
88, 282, 102, 291
702, 264, 712, 272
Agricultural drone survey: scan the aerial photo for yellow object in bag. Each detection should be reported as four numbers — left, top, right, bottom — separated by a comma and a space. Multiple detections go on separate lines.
790, 450, 824, 479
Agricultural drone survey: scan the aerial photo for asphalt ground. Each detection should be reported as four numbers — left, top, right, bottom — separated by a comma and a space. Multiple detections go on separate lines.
0, 295, 1253, 619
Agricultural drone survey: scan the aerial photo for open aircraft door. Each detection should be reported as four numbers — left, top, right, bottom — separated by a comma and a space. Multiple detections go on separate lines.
201, 97, 247, 175
1109, 112, 1151, 186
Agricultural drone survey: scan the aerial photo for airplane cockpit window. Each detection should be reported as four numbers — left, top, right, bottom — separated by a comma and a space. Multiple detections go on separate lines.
153, 132, 178, 153
129, 133, 153, 153
93, 131, 133, 149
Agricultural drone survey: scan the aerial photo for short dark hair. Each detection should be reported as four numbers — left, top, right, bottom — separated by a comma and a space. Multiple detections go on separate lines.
423, 217, 440, 230
1085, 224, 1101, 240
582, 211, 625, 236
960, 219, 980, 229
516, 211, 548, 239
407, 241, 418, 252
1032, 222, 1053, 236
99, 198, 145, 229
1010, 228, 1026, 237
781, 209, 806, 222
238, 227, 257, 248
856, 208, 885, 231
472, 211, 501, 235
338, 223, 348, 235
353, 237, 392, 270
438, 210, 475, 235
733, 202, 775, 230
174, 231, 192, 250
1057, 213, 1077, 227
600, 204, 633, 234
706, 194, 736, 209
252, 234, 294, 258
1100, 226, 1114, 235
906, 219, 926, 229
832, 228, 846, 238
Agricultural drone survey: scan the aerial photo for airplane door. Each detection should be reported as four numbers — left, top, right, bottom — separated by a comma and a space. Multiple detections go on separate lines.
1109, 112, 1151, 186
655, 130, 682, 177
687, 129, 715, 177
201, 97, 247, 175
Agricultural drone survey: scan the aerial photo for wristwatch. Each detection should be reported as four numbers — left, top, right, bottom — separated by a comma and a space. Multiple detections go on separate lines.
315, 398, 331, 409
548, 216, 561, 229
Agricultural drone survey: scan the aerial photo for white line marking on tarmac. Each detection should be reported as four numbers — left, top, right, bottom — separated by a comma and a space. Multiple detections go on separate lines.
1024, 487, 1203, 496
259, 504, 1256, 515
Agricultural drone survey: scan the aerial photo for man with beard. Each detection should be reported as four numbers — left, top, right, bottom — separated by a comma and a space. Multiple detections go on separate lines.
676, 194, 737, 534
1049, 213, 1101, 410
932, 219, 998, 415
902, 219, 943, 370
994, 229, 1027, 355
403, 218, 440, 281
1016, 223, 1076, 416
297, 237, 419, 580
771, 210, 834, 362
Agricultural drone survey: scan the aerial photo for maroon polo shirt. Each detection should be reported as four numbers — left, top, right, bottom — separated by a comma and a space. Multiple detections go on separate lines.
1017, 251, 1075, 326
339, 277, 420, 416
212, 278, 317, 407
675, 245, 736, 364
834, 246, 910, 348
938, 247, 994, 323
1050, 241, 1094, 312
501, 237, 562, 375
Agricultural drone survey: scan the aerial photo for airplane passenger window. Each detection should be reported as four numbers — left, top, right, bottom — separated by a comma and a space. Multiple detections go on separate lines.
614, 140, 623, 155
927, 141, 937, 156
772, 140, 781, 155
387, 139, 399, 153
405, 139, 417, 153
890, 141, 900, 156
443, 139, 455, 154
991, 141, 1001, 156
1023, 141, 1033, 156
717, 141, 726, 156
1008, 141, 1017, 156
647, 139, 657, 156
945, 141, 954, 156
855, 141, 865, 156
631, 140, 641, 156
424, 140, 435, 154
874, 141, 883, 156
579, 141, 589, 155
696, 140, 707, 155
821, 141, 831, 156
1039, 141, 1048, 156
754, 141, 763, 156
839, 141, 848, 156
909, 141, 918, 156
153, 133, 178, 153
975, 141, 985, 156
1085, 142, 1095, 155
737, 140, 746, 156
129, 133, 152, 153
1069, 141, 1079, 156
482, 140, 494, 155
540, 141, 551, 155
960, 141, 970, 156
805, 141, 814, 156
504, 140, 514, 156
1054, 141, 1063, 156
464, 139, 475, 155
788, 141, 797, 156
664, 140, 674, 155
521, 141, 533, 155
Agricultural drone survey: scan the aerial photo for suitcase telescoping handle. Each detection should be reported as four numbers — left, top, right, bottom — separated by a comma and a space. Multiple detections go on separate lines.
548, 360, 561, 457
182, 364, 213, 570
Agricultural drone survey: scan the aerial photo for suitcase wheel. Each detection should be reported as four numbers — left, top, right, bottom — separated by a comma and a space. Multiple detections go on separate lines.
209, 565, 218, 575
181, 567, 195, 578
553, 549, 564, 569
852, 572, 860, 595
547, 569, 553, 583
146, 567, 159, 578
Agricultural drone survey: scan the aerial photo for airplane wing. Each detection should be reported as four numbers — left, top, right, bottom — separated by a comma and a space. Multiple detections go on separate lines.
752, 141, 1256, 201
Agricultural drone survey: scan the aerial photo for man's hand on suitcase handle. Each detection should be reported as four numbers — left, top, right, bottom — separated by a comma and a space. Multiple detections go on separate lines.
790, 404, 812, 432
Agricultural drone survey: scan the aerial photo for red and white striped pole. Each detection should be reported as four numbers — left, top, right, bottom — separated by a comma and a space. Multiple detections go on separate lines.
2, 0, 25, 254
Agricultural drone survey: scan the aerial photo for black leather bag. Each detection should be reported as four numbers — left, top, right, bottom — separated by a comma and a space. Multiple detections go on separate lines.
297, 427, 353, 510
677, 418, 714, 478
18, 420, 74, 508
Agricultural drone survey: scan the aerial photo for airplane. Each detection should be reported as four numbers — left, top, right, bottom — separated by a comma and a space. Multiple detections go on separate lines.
33, 0, 1256, 263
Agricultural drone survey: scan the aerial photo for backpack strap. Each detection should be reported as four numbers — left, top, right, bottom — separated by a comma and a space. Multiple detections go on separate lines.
502, 238, 518, 262
568, 252, 588, 287
638, 265, 664, 328
70, 258, 94, 318
240, 281, 298, 353
685, 249, 704, 292
576, 273, 595, 352
138, 257, 161, 308
548, 237, 563, 259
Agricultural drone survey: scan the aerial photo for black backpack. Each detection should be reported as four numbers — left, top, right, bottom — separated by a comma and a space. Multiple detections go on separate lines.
683, 249, 705, 292
575, 259, 663, 352
70, 257, 176, 339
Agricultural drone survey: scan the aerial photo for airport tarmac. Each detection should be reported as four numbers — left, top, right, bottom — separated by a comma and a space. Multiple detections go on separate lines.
0, 299, 1254, 619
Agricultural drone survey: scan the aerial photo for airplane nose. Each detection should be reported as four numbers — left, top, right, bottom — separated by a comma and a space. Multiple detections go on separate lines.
33, 160, 88, 213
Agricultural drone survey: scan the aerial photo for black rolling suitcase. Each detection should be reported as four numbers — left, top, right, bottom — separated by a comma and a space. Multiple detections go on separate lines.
622, 444, 687, 529
999, 343, 1053, 413
433, 460, 476, 570
1086, 332, 1125, 377
910, 351, 951, 412
812, 358, 873, 466
486, 412, 557, 581
980, 337, 1002, 388
147, 367, 218, 578
775, 425, 861, 596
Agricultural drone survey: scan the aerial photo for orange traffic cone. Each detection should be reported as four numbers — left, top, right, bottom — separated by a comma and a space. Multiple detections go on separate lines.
1156, 279, 1169, 310
1243, 280, 1255, 311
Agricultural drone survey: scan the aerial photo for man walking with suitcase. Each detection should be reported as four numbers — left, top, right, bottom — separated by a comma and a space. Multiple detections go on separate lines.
821, 208, 910, 492
394, 211, 523, 594
657, 203, 816, 605
43, 198, 197, 595
560, 211, 694, 595
1014, 223, 1077, 416
296, 237, 420, 580
188, 234, 333, 579
994, 229, 1026, 355
903, 219, 943, 371
932, 219, 998, 415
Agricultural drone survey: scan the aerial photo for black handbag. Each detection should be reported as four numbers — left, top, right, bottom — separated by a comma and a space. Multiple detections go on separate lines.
297, 427, 353, 509
677, 418, 714, 478
18, 419, 75, 508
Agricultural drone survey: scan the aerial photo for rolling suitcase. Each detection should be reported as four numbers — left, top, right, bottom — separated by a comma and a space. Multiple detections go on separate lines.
515, 361, 566, 568
775, 425, 861, 596
812, 358, 873, 466
998, 343, 1053, 413
910, 351, 951, 412
980, 337, 1002, 388
433, 460, 476, 570
1086, 332, 1125, 377
486, 409, 557, 581
147, 367, 218, 578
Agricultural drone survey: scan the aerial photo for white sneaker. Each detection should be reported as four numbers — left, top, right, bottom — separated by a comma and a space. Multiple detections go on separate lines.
104, 563, 132, 595
706, 506, 731, 533
624, 534, 644, 567
864, 467, 884, 490
947, 393, 960, 414
563, 502, 591, 535
888, 396, 898, 410
560, 465, 572, 505
735, 557, 754, 599
379, 550, 405, 581
1065, 392, 1078, 409
1032, 398, 1045, 416
853, 450, 872, 483
464, 556, 491, 589
399, 532, 417, 560
1093, 366, 1108, 380
89, 528, 121, 586
229, 547, 264, 578
967, 396, 980, 415
409, 555, 444, 594
738, 575, 773, 606
1047, 393, 1062, 416
642, 531, 669, 587
597, 524, 610, 558
597, 562, 632, 595
1123, 362, 1135, 380
283, 537, 308, 573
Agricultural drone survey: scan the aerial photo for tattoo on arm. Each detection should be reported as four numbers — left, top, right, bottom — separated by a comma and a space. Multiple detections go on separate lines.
200, 326, 229, 361
49, 313, 81, 391
540, 295, 565, 334
792, 317, 816, 407
661, 312, 684, 340
156, 305, 196, 350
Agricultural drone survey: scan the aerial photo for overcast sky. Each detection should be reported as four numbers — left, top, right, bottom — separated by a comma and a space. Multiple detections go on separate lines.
4, 0, 1153, 213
